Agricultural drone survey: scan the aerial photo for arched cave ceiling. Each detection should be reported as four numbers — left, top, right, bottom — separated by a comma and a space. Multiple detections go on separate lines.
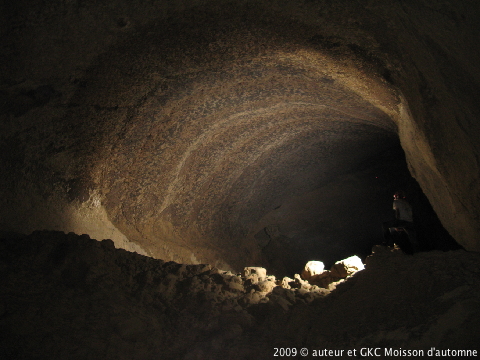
1, 0, 479, 273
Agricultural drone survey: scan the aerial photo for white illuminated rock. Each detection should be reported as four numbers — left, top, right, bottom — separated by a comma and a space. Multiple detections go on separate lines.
340, 255, 365, 271
330, 255, 365, 278
301, 261, 325, 280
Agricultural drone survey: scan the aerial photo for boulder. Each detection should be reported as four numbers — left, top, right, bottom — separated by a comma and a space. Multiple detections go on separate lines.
280, 276, 294, 289
301, 261, 325, 280
330, 256, 364, 278
242, 267, 267, 282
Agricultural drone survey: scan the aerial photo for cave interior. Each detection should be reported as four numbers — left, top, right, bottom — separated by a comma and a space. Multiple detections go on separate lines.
1, 0, 480, 358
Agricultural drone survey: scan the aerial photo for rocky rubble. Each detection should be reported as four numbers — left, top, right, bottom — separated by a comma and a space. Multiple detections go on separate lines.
0, 231, 357, 359
301, 255, 365, 289
150, 251, 360, 312
1, 231, 479, 359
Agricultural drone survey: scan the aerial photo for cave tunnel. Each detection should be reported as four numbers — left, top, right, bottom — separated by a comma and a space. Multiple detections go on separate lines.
1, 0, 480, 357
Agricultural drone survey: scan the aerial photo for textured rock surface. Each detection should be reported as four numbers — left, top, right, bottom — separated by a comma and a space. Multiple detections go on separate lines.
1, 0, 479, 271
1, 231, 479, 359
301, 260, 325, 280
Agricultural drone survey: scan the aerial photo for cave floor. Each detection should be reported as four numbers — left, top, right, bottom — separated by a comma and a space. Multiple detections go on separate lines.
1, 231, 479, 359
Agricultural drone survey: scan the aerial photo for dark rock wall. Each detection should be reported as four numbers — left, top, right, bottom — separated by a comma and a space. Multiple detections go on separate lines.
1, 0, 479, 270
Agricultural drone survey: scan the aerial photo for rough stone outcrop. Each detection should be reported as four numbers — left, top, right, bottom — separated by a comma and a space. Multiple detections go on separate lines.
1, 231, 479, 359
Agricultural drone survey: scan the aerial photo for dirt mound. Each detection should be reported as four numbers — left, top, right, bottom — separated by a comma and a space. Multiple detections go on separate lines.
1, 232, 479, 359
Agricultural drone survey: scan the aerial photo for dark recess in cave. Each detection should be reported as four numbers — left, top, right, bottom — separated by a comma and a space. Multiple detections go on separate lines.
264, 139, 461, 277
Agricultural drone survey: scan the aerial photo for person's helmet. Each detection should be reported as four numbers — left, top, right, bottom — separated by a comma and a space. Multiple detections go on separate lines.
394, 190, 406, 199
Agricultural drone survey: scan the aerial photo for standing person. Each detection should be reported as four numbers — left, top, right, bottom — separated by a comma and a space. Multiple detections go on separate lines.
392, 191, 418, 253
393, 191, 412, 224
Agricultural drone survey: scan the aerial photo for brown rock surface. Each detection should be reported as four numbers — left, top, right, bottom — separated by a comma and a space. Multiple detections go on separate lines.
1, 0, 478, 274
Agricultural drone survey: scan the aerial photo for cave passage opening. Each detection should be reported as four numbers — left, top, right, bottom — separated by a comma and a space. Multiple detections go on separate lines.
3, 9, 460, 277
95, 55, 411, 276
84, 41, 458, 277
202, 117, 457, 277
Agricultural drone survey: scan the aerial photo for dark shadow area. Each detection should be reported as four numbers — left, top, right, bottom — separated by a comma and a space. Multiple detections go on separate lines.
259, 139, 462, 277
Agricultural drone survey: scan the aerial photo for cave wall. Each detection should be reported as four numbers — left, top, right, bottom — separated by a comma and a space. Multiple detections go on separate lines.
1, 0, 479, 270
